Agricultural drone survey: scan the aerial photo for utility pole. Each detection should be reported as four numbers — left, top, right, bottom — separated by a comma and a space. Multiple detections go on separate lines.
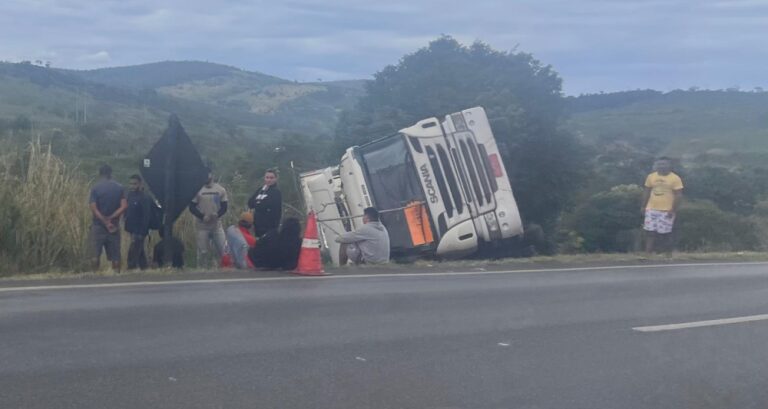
74, 93, 79, 125
163, 119, 177, 266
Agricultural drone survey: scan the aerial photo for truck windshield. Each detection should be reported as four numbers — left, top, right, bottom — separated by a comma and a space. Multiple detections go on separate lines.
358, 135, 425, 210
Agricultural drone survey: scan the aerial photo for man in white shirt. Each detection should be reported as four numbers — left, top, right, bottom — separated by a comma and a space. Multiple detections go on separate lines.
189, 171, 229, 268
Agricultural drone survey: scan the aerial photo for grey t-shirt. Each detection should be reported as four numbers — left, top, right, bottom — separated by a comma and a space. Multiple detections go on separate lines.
192, 183, 228, 229
89, 179, 125, 226
336, 221, 391, 264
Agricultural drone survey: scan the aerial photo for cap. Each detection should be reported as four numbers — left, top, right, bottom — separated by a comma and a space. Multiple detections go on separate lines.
240, 211, 254, 224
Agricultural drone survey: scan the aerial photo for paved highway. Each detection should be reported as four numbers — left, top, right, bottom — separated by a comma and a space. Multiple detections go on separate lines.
2, 262, 768, 408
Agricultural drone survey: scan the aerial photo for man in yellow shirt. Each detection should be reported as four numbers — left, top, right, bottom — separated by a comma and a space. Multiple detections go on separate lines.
642, 157, 684, 253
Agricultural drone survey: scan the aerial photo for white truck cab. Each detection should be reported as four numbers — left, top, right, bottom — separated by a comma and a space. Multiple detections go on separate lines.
300, 107, 523, 265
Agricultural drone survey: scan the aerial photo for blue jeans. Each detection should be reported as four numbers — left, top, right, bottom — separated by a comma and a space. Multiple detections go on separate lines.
226, 226, 250, 269
196, 226, 227, 268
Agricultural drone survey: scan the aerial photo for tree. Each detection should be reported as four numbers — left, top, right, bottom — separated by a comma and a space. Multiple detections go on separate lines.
334, 36, 587, 229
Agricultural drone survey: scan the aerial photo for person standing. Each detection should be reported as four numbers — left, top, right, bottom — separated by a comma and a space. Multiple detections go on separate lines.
248, 168, 282, 237
641, 157, 684, 254
89, 164, 127, 271
124, 174, 152, 270
189, 171, 228, 268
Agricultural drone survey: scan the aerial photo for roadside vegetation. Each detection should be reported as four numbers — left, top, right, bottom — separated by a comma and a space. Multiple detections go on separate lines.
1, 140, 90, 274
2, 36, 768, 276
1, 139, 767, 277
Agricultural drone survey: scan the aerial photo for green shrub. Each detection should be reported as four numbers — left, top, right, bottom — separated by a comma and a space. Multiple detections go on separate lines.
684, 166, 759, 214
565, 184, 644, 252
675, 200, 759, 251
749, 216, 768, 251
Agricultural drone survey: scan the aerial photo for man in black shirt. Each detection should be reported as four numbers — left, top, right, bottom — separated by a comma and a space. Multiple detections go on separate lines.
125, 174, 152, 270
248, 168, 282, 237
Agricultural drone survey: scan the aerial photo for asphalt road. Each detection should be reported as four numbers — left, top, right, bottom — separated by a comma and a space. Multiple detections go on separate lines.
2, 262, 768, 409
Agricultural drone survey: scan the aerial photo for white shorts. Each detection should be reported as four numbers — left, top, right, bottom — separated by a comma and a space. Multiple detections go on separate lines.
644, 209, 675, 234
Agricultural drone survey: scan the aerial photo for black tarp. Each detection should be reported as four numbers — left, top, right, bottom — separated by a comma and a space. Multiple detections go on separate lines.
140, 115, 208, 224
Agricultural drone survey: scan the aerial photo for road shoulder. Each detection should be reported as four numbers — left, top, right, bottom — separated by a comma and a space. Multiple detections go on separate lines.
1, 252, 766, 289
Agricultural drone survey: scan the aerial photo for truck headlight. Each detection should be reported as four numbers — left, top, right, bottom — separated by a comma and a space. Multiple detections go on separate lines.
484, 213, 499, 231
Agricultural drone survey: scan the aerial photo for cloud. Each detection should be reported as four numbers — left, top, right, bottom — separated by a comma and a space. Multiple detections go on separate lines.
295, 65, 366, 82
79, 50, 111, 63
709, 0, 768, 9
0, 0, 765, 93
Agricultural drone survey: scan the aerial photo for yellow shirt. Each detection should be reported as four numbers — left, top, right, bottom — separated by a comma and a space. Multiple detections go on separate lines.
644, 172, 683, 211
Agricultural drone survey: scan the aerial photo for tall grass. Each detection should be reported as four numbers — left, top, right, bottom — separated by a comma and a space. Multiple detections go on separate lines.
0, 139, 301, 275
0, 140, 91, 274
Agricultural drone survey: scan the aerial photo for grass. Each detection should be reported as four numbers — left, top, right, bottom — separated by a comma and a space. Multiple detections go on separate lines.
0, 139, 208, 276
410, 251, 768, 269
338, 251, 768, 272
0, 267, 182, 282
0, 140, 92, 274
2, 251, 766, 283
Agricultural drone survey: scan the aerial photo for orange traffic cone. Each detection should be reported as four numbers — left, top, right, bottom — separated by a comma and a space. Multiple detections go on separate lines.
294, 211, 326, 276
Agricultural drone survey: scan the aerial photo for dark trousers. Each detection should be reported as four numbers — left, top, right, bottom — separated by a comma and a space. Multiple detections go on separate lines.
128, 234, 148, 270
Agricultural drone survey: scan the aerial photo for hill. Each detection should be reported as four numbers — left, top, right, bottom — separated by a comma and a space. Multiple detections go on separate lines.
69, 61, 365, 133
4, 60, 768, 182
0, 61, 365, 138
0, 61, 366, 180
565, 90, 768, 165
69, 61, 284, 89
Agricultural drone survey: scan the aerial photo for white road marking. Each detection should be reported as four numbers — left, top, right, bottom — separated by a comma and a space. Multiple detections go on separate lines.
497, 342, 511, 347
633, 313, 768, 332
355, 356, 367, 362
0, 261, 766, 294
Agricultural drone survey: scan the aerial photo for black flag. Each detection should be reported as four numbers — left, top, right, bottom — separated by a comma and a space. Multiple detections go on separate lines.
140, 114, 208, 224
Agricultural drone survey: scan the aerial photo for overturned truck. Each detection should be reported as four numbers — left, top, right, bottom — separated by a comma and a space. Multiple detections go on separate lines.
300, 107, 523, 265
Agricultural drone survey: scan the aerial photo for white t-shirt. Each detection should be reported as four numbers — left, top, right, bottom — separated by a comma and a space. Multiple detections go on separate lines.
192, 183, 228, 229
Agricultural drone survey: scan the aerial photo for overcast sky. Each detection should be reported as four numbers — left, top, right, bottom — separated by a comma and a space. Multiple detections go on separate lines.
1, 0, 766, 94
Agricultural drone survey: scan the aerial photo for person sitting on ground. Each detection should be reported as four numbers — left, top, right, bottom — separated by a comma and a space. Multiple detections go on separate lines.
248, 218, 302, 270
223, 212, 257, 269
335, 207, 390, 265
153, 228, 185, 269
